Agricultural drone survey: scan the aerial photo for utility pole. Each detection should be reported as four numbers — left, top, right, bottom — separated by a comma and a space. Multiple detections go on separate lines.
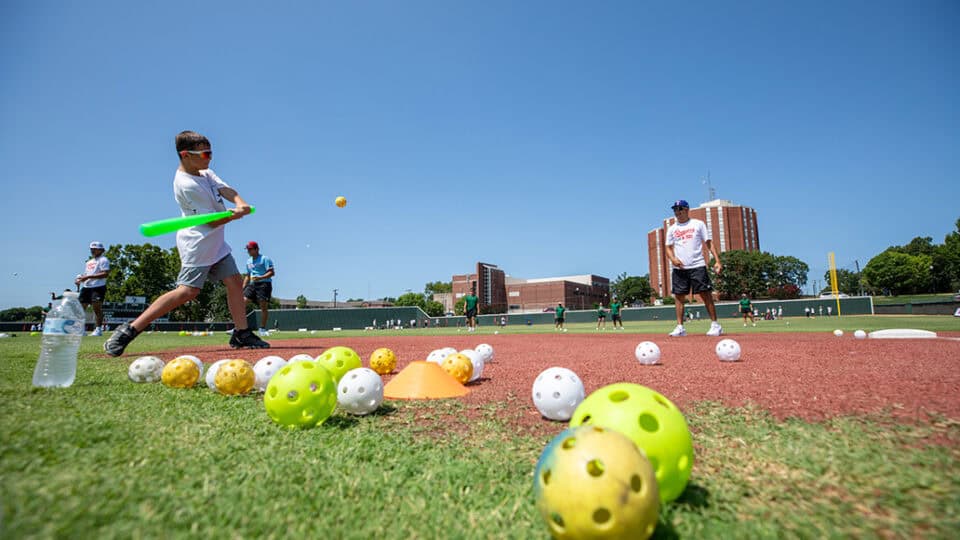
333, 288, 338, 308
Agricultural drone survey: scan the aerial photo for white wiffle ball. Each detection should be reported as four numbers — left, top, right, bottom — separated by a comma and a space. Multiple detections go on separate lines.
337, 367, 384, 415
287, 353, 315, 364
854, 329, 867, 339
459, 349, 485, 382
833, 329, 844, 337
128, 356, 165, 383
475, 343, 494, 363
426, 349, 448, 365
715, 339, 742, 362
205, 359, 230, 390
634, 341, 662, 365
531, 367, 585, 421
253, 355, 288, 392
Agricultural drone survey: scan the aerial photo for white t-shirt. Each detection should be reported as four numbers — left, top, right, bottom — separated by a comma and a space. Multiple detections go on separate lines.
174, 169, 233, 267
665, 218, 711, 269
81, 255, 110, 288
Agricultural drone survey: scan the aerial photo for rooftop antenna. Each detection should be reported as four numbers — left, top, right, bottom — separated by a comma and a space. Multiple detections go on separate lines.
701, 170, 716, 202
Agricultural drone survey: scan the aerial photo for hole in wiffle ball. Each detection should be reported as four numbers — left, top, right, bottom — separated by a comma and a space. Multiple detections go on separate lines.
586, 459, 605, 477
650, 457, 662, 481
552, 391, 560, 399
561, 437, 577, 450
551, 512, 565, 529
309, 382, 318, 392
631, 474, 643, 493
287, 390, 299, 402
609, 391, 629, 403
638, 413, 659, 432
542, 469, 551, 486
358, 386, 365, 394
653, 394, 671, 409
592, 508, 611, 525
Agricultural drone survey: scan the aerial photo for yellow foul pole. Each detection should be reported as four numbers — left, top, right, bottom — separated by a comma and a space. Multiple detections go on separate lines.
828, 252, 841, 316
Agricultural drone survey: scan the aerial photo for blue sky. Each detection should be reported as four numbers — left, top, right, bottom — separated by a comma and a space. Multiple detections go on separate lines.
2, 0, 958, 309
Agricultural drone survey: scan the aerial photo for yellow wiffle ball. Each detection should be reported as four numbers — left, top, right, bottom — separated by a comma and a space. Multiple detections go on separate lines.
214, 359, 256, 395
335, 196, 347, 208
161, 357, 200, 388
534, 425, 660, 540
369, 348, 397, 375
441, 353, 473, 384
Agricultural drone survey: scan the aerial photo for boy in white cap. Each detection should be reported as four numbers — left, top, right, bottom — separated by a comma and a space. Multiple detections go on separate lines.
76, 241, 110, 336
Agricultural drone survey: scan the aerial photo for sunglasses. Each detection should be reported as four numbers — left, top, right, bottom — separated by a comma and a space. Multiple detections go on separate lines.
182, 149, 213, 159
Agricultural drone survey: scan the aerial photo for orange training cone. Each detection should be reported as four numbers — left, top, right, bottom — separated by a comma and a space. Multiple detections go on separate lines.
384, 361, 470, 400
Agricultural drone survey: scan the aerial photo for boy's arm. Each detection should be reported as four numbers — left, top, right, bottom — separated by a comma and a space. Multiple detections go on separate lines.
207, 187, 253, 228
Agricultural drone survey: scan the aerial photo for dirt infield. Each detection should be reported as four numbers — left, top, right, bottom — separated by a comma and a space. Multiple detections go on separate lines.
151, 332, 960, 428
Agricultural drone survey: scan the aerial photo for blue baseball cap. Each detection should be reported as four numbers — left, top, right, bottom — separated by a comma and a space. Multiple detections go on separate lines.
671, 199, 690, 209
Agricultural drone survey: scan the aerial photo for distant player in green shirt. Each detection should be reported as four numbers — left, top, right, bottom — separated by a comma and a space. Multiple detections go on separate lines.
596, 304, 607, 330
554, 303, 566, 331
610, 297, 624, 330
464, 287, 479, 332
739, 294, 756, 326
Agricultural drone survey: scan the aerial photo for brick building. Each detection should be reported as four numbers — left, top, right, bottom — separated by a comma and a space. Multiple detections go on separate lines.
647, 199, 760, 299
453, 262, 610, 314
453, 262, 508, 314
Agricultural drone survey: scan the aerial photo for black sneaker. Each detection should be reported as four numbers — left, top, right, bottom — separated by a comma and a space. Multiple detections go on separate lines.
229, 328, 270, 349
103, 322, 140, 357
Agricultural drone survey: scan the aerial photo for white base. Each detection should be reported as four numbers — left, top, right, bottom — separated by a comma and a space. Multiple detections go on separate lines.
868, 329, 938, 339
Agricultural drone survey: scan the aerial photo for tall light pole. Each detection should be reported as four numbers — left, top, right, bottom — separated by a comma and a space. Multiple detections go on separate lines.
333, 288, 338, 308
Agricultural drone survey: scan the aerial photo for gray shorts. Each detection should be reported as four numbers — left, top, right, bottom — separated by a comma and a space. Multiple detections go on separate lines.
177, 254, 240, 289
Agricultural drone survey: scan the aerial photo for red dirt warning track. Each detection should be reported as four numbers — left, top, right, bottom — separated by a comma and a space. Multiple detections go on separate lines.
145, 332, 960, 426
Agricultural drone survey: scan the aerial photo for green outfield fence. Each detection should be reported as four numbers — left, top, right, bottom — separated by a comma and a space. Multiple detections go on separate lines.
242, 297, 876, 331
0, 297, 880, 333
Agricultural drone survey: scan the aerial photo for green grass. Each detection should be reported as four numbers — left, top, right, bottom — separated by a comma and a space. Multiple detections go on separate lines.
2, 327, 958, 538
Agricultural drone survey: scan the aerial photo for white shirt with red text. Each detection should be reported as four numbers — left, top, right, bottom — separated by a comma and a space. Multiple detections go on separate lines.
666, 218, 711, 269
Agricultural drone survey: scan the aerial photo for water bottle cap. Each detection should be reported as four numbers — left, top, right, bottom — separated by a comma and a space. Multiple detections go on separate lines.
63, 291, 79, 298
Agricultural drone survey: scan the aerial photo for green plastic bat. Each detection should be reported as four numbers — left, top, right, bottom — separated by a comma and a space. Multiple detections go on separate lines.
139, 207, 256, 237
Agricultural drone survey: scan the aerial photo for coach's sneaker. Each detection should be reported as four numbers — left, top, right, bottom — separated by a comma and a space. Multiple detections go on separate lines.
229, 328, 270, 349
90, 327, 103, 337
103, 322, 140, 357
706, 321, 724, 337
668, 324, 686, 337
258, 328, 269, 337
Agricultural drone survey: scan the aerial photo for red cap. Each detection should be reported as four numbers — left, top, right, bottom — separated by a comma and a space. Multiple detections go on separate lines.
246, 241, 259, 250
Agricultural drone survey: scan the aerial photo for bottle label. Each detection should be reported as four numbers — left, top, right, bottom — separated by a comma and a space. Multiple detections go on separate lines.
43, 318, 84, 336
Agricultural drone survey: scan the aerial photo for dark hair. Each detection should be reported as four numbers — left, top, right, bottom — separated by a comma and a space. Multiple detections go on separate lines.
175, 131, 210, 154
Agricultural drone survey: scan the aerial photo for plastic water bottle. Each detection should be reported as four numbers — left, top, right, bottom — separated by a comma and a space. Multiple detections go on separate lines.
33, 291, 85, 388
